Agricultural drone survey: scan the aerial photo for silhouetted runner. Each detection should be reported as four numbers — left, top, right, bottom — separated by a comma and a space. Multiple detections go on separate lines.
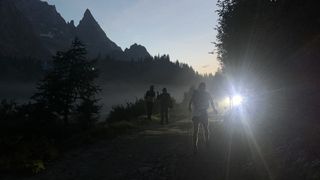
189, 82, 217, 154
157, 88, 172, 124
144, 85, 156, 120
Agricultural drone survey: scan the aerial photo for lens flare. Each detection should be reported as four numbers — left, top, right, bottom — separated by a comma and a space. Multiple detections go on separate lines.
232, 95, 243, 106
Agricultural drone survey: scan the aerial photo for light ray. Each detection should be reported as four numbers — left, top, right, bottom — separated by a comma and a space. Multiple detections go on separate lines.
239, 106, 274, 180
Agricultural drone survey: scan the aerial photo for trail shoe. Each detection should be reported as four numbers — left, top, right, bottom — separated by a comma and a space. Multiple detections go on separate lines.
206, 142, 211, 149
193, 146, 198, 154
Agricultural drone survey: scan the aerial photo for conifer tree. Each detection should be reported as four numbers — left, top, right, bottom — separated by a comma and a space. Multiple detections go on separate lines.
33, 38, 100, 126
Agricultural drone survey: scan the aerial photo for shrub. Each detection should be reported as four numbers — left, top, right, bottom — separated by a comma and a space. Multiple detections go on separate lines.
106, 99, 146, 123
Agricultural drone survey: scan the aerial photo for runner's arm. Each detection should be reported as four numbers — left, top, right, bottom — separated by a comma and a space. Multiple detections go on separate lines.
188, 96, 193, 112
144, 91, 148, 100
209, 95, 218, 114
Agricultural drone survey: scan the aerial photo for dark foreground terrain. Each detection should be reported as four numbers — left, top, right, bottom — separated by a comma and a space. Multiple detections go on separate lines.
3, 114, 276, 180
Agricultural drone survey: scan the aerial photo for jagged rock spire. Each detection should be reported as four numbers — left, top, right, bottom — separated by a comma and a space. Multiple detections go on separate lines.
77, 8, 122, 56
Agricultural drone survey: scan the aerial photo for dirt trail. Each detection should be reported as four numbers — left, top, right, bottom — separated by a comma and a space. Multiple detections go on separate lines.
14, 118, 270, 180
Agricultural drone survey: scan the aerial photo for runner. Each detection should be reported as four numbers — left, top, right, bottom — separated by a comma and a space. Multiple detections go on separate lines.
189, 82, 217, 153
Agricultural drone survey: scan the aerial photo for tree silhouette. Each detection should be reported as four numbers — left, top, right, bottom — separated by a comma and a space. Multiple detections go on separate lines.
33, 38, 100, 126
215, 0, 320, 88
99, 54, 202, 85
215, 2, 320, 178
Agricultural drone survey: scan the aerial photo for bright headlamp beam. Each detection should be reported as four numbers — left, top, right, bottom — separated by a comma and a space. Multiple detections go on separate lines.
232, 95, 243, 106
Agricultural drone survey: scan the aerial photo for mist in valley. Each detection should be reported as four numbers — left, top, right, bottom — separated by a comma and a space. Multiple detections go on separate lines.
0, 81, 192, 120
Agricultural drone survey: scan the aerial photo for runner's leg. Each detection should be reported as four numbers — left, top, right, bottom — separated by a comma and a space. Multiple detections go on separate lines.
202, 115, 210, 147
147, 102, 153, 120
165, 107, 169, 124
160, 107, 164, 124
193, 117, 200, 153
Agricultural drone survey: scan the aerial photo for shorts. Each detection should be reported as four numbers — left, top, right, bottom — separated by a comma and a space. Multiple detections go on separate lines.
192, 111, 208, 124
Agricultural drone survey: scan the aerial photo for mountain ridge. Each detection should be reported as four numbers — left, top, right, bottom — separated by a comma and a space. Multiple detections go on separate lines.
0, 0, 49, 58
0, 0, 151, 61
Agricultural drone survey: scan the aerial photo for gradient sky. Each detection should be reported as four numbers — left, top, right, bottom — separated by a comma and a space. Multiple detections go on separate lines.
44, 0, 220, 74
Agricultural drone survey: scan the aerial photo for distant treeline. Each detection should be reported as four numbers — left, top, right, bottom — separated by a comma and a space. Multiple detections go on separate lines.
0, 54, 203, 86
99, 55, 202, 85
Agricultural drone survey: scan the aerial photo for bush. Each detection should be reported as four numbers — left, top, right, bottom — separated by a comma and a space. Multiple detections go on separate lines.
0, 99, 96, 174
0, 100, 60, 174
106, 99, 146, 123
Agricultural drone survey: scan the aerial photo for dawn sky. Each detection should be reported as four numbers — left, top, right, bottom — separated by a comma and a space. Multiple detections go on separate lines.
44, 0, 220, 74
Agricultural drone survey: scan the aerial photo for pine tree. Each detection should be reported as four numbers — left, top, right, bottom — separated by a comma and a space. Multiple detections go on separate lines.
33, 38, 100, 126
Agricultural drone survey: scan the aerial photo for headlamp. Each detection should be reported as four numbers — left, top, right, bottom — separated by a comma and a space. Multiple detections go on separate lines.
232, 95, 243, 106
221, 94, 244, 109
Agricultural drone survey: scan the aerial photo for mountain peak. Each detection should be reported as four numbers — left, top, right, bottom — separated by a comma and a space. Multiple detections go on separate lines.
126, 43, 148, 51
124, 43, 151, 60
83, 9, 94, 21
78, 8, 98, 29
131, 43, 139, 47
77, 8, 122, 57
68, 20, 75, 26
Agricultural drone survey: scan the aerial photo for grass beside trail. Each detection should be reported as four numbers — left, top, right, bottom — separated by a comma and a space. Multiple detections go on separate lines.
0, 106, 188, 177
